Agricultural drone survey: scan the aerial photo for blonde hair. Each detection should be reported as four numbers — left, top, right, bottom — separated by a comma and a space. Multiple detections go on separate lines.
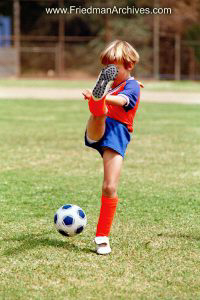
100, 40, 139, 68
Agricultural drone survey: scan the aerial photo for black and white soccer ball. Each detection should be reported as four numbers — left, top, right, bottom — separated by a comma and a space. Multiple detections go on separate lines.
54, 204, 87, 237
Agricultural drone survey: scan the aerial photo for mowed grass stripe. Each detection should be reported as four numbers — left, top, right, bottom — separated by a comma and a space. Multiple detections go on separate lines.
0, 99, 199, 300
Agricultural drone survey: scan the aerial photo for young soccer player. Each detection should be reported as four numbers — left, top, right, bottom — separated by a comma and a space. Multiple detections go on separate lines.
82, 40, 143, 255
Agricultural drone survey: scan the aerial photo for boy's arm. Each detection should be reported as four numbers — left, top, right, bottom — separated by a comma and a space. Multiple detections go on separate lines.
105, 94, 127, 106
82, 89, 127, 107
106, 80, 143, 107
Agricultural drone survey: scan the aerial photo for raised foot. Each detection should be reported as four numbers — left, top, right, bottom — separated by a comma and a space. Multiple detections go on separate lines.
92, 64, 118, 100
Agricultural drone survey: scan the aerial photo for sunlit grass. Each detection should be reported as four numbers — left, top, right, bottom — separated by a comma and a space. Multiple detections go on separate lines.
0, 78, 200, 92
0, 99, 199, 299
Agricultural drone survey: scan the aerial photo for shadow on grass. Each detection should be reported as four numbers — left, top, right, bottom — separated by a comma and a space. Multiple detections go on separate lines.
2, 232, 94, 256
157, 232, 200, 241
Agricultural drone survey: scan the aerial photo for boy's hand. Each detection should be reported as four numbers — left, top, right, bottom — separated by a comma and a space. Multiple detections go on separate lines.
137, 81, 144, 88
82, 89, 92, 100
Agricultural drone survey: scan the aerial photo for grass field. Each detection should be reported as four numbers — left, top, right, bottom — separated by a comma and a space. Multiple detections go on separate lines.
0, 98, 200, 299
0, 78, 200, 92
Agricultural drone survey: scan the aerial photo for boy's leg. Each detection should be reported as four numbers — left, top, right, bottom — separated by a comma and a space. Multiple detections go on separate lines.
96, 149, 123, 237
102, 149, 123, 198
86, 114, 106, 142
95, 149, 123, 254
86, 64, 118, 141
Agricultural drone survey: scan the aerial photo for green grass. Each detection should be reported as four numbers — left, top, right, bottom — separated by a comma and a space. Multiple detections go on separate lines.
0, 78, 200, 92
0, 79, 93, 89
143, 80, 200, 92
0, 99, 200, 300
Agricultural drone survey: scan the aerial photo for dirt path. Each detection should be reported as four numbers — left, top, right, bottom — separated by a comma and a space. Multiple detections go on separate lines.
0, 87, 200, 104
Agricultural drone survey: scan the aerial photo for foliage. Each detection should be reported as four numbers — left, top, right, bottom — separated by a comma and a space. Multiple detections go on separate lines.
185, 24, 200, 62
0, 0, 200, 77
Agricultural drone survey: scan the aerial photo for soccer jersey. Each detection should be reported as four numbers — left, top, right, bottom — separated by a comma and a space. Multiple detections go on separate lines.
106, 77, 140, 132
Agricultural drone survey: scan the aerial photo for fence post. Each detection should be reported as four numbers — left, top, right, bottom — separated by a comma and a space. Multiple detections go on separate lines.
13, 0, 21, 77
153, 0, 160, 80
58, 0, 65, 77
175, 33, 181, 80
189, 47, 195, 80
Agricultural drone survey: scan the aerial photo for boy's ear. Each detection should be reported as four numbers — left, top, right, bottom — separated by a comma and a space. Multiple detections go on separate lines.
125, 62, 135, 71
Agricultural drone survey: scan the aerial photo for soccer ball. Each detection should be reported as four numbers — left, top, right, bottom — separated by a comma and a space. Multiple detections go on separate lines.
54, 204, 87, 237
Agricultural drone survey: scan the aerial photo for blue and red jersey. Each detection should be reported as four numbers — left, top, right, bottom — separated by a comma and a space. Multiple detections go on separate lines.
106, 77, 140, 133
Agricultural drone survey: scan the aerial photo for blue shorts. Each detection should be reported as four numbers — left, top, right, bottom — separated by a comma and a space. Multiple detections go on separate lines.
85, 117, 131, 158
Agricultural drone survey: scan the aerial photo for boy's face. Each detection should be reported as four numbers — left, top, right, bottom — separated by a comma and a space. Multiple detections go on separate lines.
110, 62, 135, 85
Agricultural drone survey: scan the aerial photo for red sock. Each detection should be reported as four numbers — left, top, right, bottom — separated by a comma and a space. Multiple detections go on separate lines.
96, 194, 118, 237
88, 96, 106, 117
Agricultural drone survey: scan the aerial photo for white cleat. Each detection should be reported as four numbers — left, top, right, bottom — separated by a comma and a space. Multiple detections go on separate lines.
94, 236, 111, 255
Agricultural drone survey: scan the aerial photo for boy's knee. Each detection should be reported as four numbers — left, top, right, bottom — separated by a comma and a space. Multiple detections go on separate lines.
90, 115, 106, 122
102, 182, 117, 198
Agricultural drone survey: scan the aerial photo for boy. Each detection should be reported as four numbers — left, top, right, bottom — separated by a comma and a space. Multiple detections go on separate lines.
82, 40, 143, 255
